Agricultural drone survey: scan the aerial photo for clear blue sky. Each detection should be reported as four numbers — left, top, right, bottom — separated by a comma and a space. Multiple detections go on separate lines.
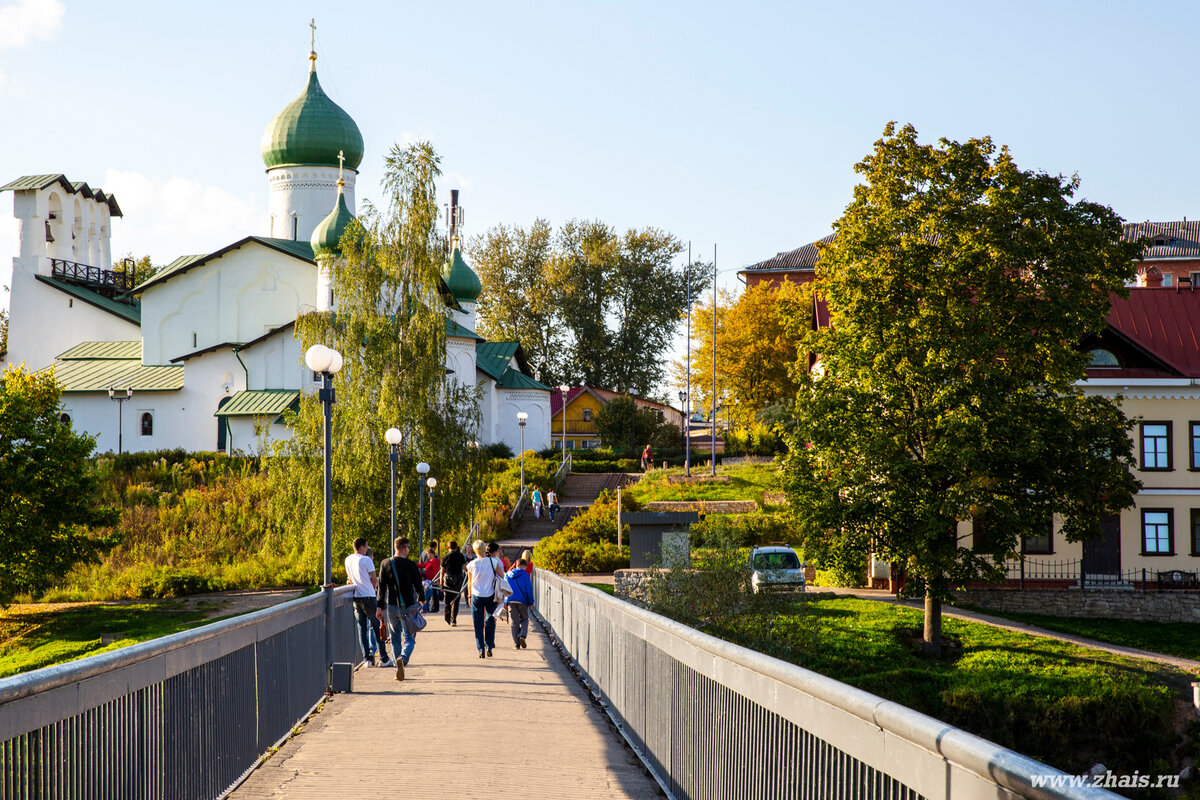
2, 0, 1196, 386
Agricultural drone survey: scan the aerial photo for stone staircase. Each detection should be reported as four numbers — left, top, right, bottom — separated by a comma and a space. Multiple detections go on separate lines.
507, 472, 629, 548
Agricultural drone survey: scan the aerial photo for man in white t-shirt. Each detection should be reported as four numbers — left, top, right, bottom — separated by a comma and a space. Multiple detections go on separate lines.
345, 537, 387, 666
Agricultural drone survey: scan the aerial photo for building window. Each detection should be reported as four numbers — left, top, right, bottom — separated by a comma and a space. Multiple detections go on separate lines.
140, 412, 154, 437
192, 332, 198, 348
313, 371, 322, 383
59, 412, 71, 426
1022, 520, 1053, 555
1191, 422, 1200, 471
1088, 349, 1119, 368
1142, 509, 1173, 555
1141, 422, 1172, 470
582, 408, 593, 422
1163, 274, 1175, 288
1192, 510, 1200, 556
567, 441, 575, 450
291, 214, 298, 241
1190, 271, 1200, 288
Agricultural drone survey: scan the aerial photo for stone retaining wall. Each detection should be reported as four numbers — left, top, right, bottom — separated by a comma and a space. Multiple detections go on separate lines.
644, 500, 758, 513
957, 587, 1200, 623
614, 568, 652, 606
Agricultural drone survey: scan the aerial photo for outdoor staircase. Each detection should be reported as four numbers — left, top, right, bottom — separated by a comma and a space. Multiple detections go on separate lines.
507, 472, 629, 548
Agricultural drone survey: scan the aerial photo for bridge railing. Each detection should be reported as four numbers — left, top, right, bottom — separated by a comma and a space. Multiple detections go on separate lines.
532, 570, 1120, 800
0, 586, 362, 800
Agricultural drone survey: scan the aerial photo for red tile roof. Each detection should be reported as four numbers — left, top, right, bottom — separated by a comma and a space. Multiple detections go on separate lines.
1104, 288, 1200, 377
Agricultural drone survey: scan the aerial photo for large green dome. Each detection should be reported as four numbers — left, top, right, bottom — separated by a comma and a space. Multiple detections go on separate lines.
443, 243, 482, 303
311, 187, 356, 255
260, 68, 364, 170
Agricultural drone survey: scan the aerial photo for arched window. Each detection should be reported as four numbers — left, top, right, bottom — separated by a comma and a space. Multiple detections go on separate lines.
1088, 349, 1119, 368
140, 412, 154, 437
59, 412, 71, 426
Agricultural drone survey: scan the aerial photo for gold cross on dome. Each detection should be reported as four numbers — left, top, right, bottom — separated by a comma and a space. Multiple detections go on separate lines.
337, 150, 345, 182
310, 18, 317, 51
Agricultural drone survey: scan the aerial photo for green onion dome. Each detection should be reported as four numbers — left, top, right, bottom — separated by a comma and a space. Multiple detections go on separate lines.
443, 242, 482, 303
310, 186, 356, 255
261, 66, 364, 170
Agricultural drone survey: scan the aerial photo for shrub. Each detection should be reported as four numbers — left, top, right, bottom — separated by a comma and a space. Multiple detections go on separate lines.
534, 490, 638, 573
689, 513, 797, 549
483, 441, 514, 459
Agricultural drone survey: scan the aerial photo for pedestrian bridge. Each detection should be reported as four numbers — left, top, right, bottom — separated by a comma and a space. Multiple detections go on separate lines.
1, 573, 1118, 799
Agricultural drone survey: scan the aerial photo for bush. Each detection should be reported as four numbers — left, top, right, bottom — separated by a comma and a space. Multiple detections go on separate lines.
534, 490, 638, 573
689, 513, 798, 549
724, 423, 787, 456
483, 442, 514, 460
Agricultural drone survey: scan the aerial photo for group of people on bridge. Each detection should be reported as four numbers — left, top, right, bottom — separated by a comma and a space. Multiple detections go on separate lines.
343, 535, 536, 680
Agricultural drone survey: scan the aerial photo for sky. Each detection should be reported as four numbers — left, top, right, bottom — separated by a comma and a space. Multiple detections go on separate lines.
2, 0, 1199, 393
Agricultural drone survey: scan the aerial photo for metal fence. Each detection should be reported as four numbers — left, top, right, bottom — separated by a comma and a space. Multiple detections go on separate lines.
994, 558, 1200, 591
533, 570, 1122, 800
0, 586, 361, 800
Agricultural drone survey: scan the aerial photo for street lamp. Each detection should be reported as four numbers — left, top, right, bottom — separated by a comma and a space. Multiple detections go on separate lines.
385, 427, 402, 546
678, 391, 690, 476
304, 343, 343, 691
628, 385, 639, 458
558, 385, 570, 465
107, 386, 133, 455
416, 461, 430, 555
517, 412, 528, 494
426, 477, 437, 550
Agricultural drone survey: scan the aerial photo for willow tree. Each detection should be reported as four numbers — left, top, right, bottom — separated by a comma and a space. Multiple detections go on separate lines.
268, 142, 486, 582
781, 124, 1141, 655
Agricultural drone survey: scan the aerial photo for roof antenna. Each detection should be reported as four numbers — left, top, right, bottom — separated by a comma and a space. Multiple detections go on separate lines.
309, 18, 317, 72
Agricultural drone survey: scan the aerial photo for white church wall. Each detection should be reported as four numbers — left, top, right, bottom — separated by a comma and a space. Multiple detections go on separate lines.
267, 166, 356, 244
61, 391, 182, 455
478, 376, 495, 445
239, 327, 309, 390
140, 243, 316, 365
497, 390, 551, 453
7, 272, 139, 371
176, 350, 245, 452
227, 417, 293, 456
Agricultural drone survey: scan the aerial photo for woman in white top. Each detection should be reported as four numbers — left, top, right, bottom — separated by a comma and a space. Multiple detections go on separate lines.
466, 540, 505, 658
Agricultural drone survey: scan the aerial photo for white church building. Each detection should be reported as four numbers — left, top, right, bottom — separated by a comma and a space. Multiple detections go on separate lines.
2, 48, 551, 456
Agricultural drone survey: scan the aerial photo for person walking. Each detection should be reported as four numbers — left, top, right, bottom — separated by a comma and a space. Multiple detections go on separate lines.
519, 549, 534, 577
466, 540, 505, 658
442, 540, 466, 626
545, 488, 559, 521
505, 558, 535, 649
376, 536, 424, 681
419, 541, 441, 613
344, 538, 387, 667
531, 486, 543, 519
641, 443, 654, 471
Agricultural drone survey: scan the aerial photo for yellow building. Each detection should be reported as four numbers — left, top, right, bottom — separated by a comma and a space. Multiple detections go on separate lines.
550, 386, 683, 451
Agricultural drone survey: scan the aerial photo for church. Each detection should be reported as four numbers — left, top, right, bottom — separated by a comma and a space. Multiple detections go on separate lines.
1, 47, 551, 456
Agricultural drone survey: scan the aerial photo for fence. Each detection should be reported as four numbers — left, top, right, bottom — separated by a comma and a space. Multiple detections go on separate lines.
993, 558, 1200, 591
533, 570, 1121, 800
0, 587, 361, 800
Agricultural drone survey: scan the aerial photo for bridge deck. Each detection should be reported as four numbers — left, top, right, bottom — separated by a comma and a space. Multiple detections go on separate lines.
229, 609, 661, 799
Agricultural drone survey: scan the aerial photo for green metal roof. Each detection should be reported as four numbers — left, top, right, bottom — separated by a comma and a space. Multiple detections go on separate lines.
46, 358, 183, 393
58, 341, 142, 360
214, 389, 299, 417
136, 237, 315, 292
260, 68, 364, 170
442, 245, 482, 303
311, 188, 356, 255
476, 341, 519, 380
0, 174, 122, 216
36, 275, 141, 325
446, 317, 484, 341
497, 366, 550, 391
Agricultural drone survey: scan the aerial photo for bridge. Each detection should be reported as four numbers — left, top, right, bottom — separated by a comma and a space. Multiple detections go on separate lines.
1, 572, 1120, 799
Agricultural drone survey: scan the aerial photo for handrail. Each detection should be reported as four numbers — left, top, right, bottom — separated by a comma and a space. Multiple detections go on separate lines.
510, 485, 529, 525
532, 570, 1122, 800
553, 451, 572, 489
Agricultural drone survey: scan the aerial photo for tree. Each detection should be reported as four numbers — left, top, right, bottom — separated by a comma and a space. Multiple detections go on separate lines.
469, 220, 708, 392
675, 280, 808, 427
0, 366, 119, 604
780, 124, 1142, 655
267, 142, 487, 581
594, 396, 663, 454
116, 254, 161, 288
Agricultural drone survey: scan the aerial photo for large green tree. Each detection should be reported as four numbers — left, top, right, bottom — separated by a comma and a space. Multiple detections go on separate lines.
469, 220, 707, 391
267, 142, 486, 581
781, 124, 1142, 654
594, 396, 664, 454
0, 366, 119, 604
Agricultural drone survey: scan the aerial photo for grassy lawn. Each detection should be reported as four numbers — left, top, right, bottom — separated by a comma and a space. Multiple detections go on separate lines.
0, 600, 221, 678
582, 582, 615, 596
707, 595, 1190, 779
630, 462, 780, 505
955, 603, 1200, 662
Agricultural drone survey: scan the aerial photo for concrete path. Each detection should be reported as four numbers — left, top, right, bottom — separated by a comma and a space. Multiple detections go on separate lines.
228, 609, 661, 799
820, 586, 1200, 672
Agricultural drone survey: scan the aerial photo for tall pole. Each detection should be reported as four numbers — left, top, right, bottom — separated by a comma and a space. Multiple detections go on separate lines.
321, 371, 334, 689
117, 397, 123, 455
418, 477, 425, 558
685, 243, 691, 476
561, 387, 568, 466
711, 243, 717, 476
389, 444, 397, 545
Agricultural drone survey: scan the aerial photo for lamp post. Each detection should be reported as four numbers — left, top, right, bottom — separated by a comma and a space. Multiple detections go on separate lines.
304, 343, 343, 691
517, 412, 528, 494
678, 390, 689, 475
628, 385, 639, 458
427, 477, 437, 549
469, 440, 479, 532
107, 386, 133, 454
385, 428, 402, 546
416, 461, 430, 556
558, 385, 570, 465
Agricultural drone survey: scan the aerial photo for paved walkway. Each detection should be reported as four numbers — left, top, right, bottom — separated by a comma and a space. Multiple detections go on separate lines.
821, 587, 1200, 672
228, 609, 660, 799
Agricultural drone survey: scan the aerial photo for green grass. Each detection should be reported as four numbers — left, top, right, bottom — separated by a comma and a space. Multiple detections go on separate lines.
583, 582, 615, 596
955, 603, 1200, 662
0, 601, 219, 678
707, 595, 1189, 779
630, 463, 780, 504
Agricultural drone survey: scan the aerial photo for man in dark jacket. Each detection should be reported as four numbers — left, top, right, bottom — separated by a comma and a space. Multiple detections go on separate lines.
441, 540, 467, 626
375, 536, 424, 681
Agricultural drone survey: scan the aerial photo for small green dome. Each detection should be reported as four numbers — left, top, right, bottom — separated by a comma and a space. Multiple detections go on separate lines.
311, 188, 356, 255
443, 243, 482, 303
261, 68, 364, 170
